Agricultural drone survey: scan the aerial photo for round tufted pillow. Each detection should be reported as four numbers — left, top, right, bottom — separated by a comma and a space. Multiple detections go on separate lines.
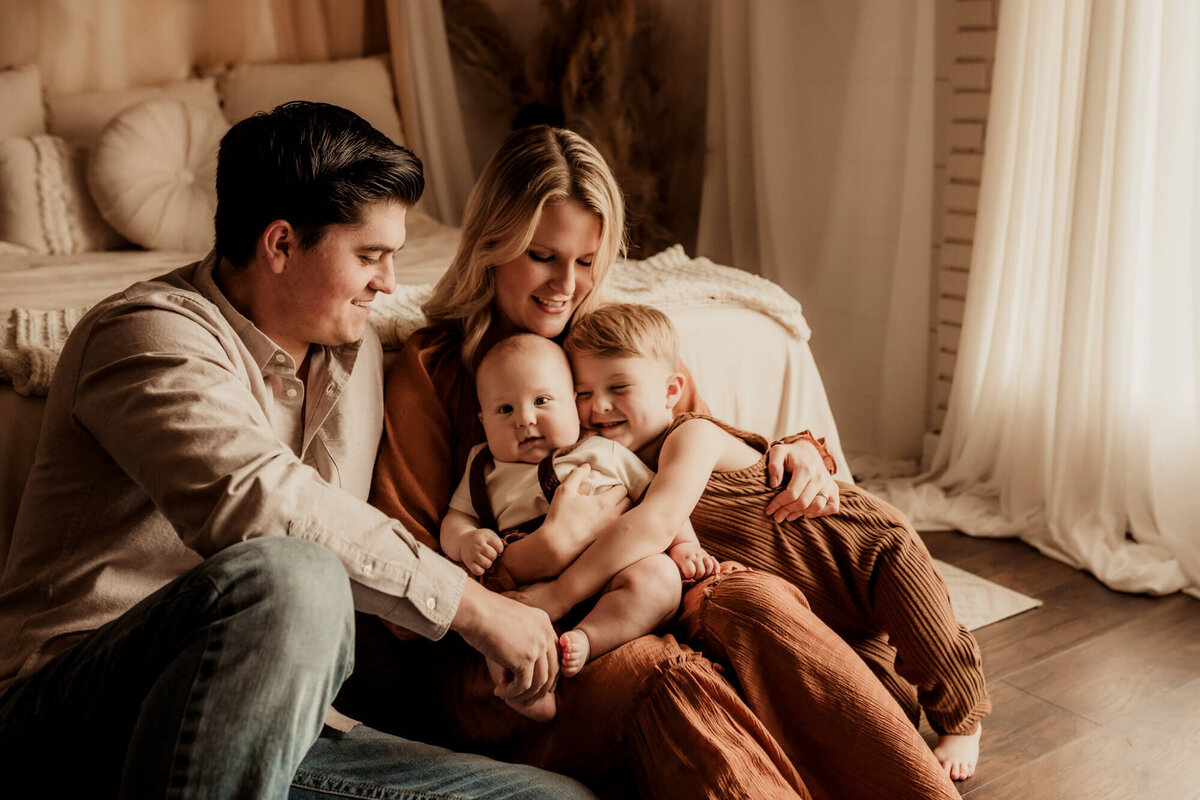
88, 99, 228, 251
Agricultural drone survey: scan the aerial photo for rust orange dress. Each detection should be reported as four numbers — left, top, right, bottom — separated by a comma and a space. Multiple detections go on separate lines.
340, 326, 958, 800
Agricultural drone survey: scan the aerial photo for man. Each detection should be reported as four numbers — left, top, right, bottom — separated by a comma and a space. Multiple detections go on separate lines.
0, 102, 591, 799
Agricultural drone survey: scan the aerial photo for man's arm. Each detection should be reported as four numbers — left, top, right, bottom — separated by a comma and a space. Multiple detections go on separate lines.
451, 580, 560, 703
73, 300, 464, 640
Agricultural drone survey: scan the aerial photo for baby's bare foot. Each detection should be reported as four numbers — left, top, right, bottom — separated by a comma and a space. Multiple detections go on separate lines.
559, 629, 591, 677
505, 693, 557, 723
933, 724, 982, 781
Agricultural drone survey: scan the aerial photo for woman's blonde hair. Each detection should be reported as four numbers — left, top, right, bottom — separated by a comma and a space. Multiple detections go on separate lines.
422, 125, 626, 367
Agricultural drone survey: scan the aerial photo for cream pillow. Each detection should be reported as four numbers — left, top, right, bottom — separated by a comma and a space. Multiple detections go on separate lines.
88, 100, 228, 251
0, 65, 46, 140
46, 77, 223, 150
0, 134, 125, 253
217, 56, 406, 145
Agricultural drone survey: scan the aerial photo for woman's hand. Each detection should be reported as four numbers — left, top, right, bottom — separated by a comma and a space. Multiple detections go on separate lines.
764, 439, 840, 522
541, 463, 632, 565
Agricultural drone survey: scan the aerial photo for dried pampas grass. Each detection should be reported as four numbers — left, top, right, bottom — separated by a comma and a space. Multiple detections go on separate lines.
443, 0, 705, 256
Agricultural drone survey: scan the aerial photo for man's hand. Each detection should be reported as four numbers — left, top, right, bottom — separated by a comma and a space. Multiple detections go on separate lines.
764, 439, 840, 522
460, 528, 504, 576
668, 541, 719, 580
451, 581, 560, 704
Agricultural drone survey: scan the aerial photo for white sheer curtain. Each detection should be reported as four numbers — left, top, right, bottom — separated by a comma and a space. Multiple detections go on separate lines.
383, 0, 474, 225
877, 0, 1200, 598
698, 0, 934, 460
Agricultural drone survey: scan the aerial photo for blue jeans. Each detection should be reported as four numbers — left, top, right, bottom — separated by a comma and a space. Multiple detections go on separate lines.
0, 538, 592, 799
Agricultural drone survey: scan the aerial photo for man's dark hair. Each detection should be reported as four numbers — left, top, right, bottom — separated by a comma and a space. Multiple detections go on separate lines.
214, 101, 424, 266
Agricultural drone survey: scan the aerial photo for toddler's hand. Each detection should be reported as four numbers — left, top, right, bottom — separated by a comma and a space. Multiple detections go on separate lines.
461, 528, 504, 576
669, 542, 719, 581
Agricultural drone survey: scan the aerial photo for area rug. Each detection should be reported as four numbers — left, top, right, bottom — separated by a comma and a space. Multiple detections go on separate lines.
933, 559, 1043, 631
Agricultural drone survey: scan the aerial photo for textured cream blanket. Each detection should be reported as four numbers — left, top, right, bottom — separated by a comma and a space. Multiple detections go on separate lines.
1, 245, 808, 397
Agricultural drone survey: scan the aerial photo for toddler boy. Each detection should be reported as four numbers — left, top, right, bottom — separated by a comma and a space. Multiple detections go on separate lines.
521, 303, 990, 781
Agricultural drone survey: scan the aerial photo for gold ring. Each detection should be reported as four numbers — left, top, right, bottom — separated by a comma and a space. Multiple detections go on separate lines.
815, 493, 827, 503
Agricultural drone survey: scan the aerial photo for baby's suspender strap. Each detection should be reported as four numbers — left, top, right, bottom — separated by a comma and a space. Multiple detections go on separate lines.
537, 451, 562, 504
468, 446, 502, 532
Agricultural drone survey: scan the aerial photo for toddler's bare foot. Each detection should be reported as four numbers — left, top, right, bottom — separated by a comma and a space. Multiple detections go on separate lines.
504, 692, 557, 723
559, 629, 591, 677
933, 724, 981, 781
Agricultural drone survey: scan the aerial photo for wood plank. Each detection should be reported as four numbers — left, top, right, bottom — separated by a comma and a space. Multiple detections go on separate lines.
962, 677, 1200, 799
920, 531, 1080, 597
971, 573, 1186, 681
920, 681, 1098, 796
1003, 594, 1200, 724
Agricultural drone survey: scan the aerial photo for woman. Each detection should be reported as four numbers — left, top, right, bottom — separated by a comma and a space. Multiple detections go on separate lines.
347, 126, 957, 799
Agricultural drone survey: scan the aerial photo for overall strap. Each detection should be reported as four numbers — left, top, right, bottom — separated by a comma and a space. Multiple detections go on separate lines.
468, 445, 501, 533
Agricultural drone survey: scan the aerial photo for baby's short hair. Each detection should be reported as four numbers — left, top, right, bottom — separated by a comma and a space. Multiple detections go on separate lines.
476, 333, 571, 385
564, 303, 679, 369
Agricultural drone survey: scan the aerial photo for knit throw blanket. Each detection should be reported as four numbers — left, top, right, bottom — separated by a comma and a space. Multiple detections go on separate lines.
1, 245, 808, 397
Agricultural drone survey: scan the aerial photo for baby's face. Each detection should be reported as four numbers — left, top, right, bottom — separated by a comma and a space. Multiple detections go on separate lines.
571, 354, 677, 453
477, 349, 581, 464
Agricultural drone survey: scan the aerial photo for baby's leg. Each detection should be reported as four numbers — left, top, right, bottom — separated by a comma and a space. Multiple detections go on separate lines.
485, 657, 557, 722
562, 553, 682, 678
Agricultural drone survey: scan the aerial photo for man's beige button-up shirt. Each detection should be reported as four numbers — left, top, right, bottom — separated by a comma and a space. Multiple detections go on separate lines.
0, 255, 466, 692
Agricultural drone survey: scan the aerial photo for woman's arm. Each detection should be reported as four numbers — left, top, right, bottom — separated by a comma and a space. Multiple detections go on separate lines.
515, 419, 725, 620
496, 464, 631, 584
370, 332, 464, 548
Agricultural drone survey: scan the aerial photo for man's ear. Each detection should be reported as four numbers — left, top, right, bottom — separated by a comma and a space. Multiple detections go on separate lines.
665, 371, 687, 410
260, 219, 294, 275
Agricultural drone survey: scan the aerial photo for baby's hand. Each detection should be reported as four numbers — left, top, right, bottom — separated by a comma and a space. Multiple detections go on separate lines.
461, 528, 504, 576
669, 542, 719, 581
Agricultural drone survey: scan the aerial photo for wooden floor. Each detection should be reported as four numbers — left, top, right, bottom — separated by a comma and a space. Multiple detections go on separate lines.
918, 531, 1200, 800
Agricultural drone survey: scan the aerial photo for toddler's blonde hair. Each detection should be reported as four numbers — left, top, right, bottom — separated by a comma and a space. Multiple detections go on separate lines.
563, 303, 679, 370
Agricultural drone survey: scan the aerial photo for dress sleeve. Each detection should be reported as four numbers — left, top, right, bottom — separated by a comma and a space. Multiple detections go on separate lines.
369, 329, 466, 551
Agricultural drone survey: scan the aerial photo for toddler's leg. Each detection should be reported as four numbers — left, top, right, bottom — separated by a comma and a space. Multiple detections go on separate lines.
485, 658, 557, 723
562, 553, 681, 678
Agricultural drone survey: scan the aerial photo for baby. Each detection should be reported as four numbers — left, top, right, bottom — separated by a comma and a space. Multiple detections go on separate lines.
440, 333, 716, 722
517, 303, 989, 781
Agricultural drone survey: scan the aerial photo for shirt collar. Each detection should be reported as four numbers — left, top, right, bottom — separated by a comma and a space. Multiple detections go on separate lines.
192, 252, 364, 376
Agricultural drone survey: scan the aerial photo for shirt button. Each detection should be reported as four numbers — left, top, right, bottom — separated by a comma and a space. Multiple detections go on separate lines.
285, 388, 298, 398
425, 596, 437, 611
274, 353, 286, 364
362, 563, 374, 574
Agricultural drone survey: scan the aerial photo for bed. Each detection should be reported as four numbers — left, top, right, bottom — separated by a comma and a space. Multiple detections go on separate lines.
0, 56, 850, 565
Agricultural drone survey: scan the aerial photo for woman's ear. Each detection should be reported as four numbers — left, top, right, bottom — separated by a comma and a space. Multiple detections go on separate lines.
664, 371, 687, 410
260, 219, 294, 275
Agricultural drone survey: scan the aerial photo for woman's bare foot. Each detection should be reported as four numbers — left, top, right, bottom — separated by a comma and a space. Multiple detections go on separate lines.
933, 724, 982, 781
559, 629, 591, 677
